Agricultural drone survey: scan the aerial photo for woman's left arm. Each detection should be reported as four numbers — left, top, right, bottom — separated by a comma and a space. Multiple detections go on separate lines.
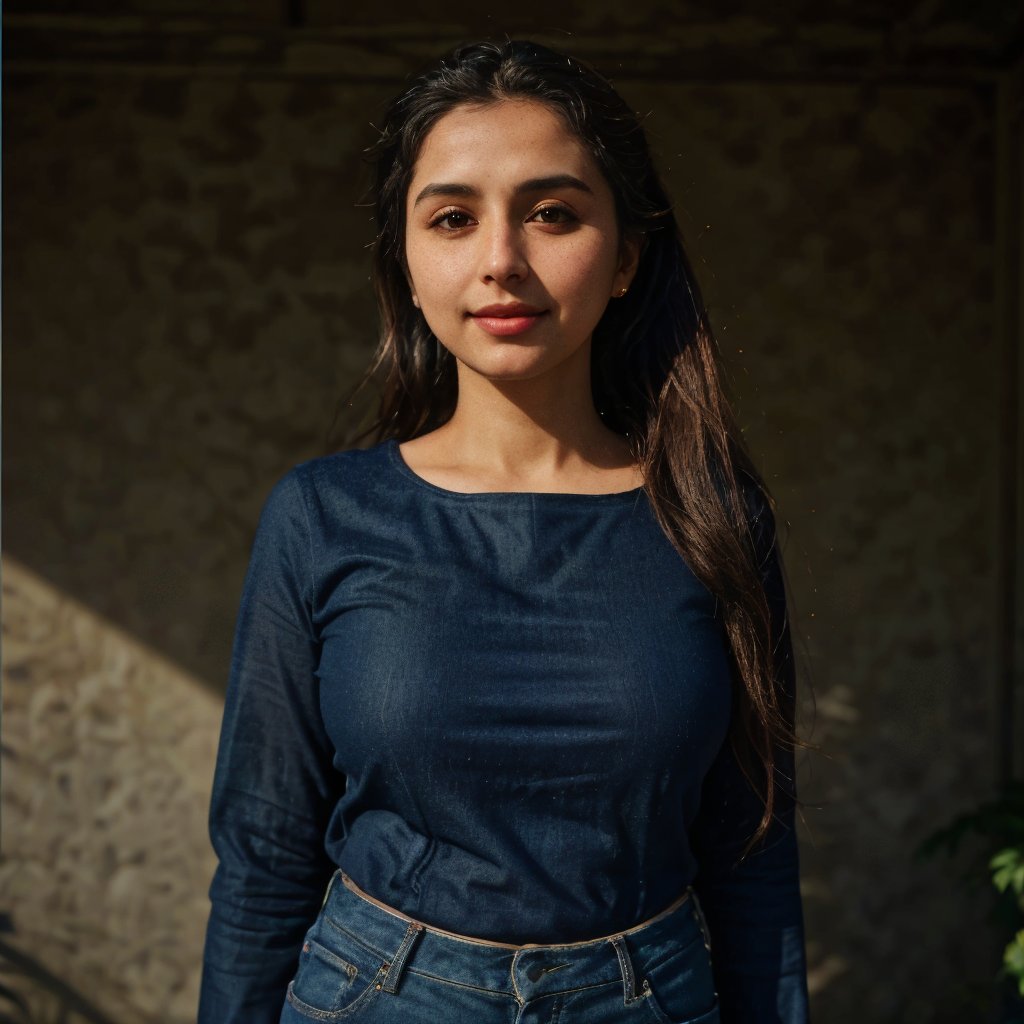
689, 497, 811, 1024
198, 471, 339, 1024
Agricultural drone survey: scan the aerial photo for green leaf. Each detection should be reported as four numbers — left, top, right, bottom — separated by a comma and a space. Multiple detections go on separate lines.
1003, 929, 1024, 988
991, 848, 1024, 897
992, 849, 1021, 871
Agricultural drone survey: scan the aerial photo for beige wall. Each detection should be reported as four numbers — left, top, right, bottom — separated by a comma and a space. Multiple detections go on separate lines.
4, 6, 1022, 1022
1, 556, 219, 1023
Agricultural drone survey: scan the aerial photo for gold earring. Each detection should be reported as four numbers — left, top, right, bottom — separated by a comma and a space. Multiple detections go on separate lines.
616, 286, 628, 298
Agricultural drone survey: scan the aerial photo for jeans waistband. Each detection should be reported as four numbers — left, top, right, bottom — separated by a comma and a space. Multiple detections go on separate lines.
320, 871, 700, 1003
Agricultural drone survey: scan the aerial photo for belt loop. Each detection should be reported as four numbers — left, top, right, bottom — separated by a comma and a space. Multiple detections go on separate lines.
609, 934, 643, 1006
381, 920, 423, 995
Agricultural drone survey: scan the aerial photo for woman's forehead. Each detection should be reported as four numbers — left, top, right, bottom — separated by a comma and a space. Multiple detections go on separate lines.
409, 99, 597, 189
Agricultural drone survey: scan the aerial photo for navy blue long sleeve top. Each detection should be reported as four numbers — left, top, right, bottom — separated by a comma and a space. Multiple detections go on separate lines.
199, 439, 809, 1023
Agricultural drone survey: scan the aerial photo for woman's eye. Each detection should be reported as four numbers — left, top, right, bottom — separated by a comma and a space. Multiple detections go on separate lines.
531, 206, 575, 225
430, 209, 472, 230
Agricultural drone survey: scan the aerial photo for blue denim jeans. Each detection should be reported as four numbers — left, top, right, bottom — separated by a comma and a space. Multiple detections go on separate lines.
279, 871, 720, 1024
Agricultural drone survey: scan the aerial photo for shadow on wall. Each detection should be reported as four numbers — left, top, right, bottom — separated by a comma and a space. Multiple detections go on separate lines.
0, 556, 219, 1024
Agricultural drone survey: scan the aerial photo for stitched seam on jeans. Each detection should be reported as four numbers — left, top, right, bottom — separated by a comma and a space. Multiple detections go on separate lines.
527, 977, 622, 999
305, 939, 357, 978
510, 951, 525, 1004
321, 914, 391, 961
402, 967, 513, 998
285, 967, 386, 1022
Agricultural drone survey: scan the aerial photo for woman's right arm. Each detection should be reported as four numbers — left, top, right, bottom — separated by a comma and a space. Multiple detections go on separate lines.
688, 492, 809, 1023
198, 470, 339, 1024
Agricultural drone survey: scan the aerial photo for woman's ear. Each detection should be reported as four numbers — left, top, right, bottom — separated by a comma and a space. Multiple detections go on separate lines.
612, 232, 642, 299
402, 257, 420, 309
406, 273, 420, 309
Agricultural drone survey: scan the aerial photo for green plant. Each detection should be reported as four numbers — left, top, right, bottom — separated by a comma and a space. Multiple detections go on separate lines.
992, 846, 1024, 996
918, 781, 1024, 1021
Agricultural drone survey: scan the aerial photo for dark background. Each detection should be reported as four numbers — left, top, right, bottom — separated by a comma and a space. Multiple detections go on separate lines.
3, 2, 1022, 1021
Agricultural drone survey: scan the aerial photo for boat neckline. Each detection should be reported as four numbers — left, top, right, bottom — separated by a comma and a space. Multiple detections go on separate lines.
385, 439, 645, 503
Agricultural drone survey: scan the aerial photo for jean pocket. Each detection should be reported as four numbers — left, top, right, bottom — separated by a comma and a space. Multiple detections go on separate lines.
286, 934, 387, 1021
642, 999, 720, 1024
635, 914, 718, 1024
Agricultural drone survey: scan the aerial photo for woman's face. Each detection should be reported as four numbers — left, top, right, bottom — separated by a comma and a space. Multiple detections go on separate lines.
404, 98, 638, 384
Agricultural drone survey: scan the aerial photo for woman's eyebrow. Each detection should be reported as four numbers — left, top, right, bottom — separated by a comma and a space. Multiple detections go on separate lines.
413, 174, 594, 207
413, 182, 477, 206
518, 174, 593, 197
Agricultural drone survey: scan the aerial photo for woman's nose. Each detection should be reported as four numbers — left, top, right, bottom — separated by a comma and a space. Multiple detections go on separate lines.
480, 222, 529, 284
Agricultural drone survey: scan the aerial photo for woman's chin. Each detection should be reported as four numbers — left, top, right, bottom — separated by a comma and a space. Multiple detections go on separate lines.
451, 342, 590, 387
458, 357, 565, 385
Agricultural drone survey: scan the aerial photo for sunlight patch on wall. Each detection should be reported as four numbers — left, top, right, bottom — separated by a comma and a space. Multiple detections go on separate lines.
1, 554, 222, 1024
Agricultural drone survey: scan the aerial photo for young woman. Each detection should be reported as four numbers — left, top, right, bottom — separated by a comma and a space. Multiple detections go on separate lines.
199, 39, 809, 1024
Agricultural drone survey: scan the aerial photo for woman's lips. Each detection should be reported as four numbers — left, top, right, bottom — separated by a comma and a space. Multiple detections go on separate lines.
469, 305, 547, 338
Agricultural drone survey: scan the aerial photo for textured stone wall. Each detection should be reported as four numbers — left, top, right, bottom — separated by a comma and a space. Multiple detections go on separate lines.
4, 69, 381, 689
3, 8, 1020, 1023
1, 556, 219, 1023
639, 77, 1000, 1021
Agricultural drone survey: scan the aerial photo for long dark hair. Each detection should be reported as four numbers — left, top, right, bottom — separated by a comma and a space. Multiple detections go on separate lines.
347, 39, 799, 852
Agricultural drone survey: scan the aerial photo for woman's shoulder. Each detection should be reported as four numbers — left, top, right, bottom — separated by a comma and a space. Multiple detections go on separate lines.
268, 441, 387, 499
257, 442, 395, 528
291, 441, 391, 487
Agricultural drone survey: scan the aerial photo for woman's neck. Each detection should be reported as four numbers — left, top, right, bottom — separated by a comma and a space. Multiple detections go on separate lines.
398, 355, 641, 494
